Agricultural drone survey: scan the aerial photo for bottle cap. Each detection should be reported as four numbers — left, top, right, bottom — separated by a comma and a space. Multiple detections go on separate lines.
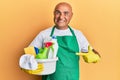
52, 36, 57, 39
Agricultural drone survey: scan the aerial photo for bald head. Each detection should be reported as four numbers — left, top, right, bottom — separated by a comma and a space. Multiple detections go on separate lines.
54, 2, 72, 12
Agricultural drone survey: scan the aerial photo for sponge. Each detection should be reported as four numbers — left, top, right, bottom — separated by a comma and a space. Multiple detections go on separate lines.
24, 47, 38, 56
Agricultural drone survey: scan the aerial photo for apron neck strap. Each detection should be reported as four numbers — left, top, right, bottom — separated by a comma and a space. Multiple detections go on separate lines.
50, 26, 75, 36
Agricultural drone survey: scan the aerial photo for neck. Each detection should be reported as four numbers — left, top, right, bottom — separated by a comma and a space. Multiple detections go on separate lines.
55, 25, 69, 30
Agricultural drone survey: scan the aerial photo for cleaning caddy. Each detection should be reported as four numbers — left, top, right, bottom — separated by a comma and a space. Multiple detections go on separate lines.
19, 36, 58, 75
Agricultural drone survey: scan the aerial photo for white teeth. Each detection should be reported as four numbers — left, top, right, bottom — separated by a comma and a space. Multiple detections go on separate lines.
58, 20, 64, 22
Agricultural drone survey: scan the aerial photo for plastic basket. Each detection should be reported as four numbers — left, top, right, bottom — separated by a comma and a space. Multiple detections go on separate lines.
35, 57, 58, 75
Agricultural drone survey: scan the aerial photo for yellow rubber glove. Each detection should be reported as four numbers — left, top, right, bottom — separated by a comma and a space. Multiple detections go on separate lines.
22, 63, 44, 74
76, 46, 101, 63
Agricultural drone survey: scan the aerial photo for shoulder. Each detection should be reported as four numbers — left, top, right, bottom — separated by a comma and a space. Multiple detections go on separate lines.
32, 27, 53, 40
37, 27, 53, 36
40, 27, 53, 34
71, 27, 83, 36
71, 27, 88, 41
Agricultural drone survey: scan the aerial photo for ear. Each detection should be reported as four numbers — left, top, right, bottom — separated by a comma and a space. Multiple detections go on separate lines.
71, 12, 73, 17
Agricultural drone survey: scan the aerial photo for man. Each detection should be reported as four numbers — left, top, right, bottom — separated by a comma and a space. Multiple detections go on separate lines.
29, 2, 98, 80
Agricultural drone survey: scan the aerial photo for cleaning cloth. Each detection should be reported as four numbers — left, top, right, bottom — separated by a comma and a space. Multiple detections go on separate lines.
19, 54, 38, 70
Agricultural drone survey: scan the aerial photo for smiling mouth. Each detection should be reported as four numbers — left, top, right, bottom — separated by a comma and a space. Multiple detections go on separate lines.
57, 20, 65, 23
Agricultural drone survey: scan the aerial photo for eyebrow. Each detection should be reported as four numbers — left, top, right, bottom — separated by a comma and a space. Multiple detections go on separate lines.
54, 10, 60, 12
54, 10, 69, 13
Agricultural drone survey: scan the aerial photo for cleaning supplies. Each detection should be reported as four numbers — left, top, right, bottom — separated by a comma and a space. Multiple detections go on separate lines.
24, 47, 38, 56
51, 36, 58, 58
19, 54, 38, 70
19, 36, 59, 75
47, 36, 58, 58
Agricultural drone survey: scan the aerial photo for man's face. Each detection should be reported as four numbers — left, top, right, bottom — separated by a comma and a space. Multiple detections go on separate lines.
54, 4, 73, 29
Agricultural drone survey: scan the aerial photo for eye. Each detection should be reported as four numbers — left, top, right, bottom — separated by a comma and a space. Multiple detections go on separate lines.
54, 10, 61, 15
64, 11, 69, 16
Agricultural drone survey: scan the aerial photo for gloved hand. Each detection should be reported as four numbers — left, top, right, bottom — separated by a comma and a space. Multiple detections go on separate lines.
76, 45, 101, 63
22, 63, 44, 74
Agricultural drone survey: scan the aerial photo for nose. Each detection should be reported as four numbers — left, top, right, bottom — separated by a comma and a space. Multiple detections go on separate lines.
59, 13, 64, 19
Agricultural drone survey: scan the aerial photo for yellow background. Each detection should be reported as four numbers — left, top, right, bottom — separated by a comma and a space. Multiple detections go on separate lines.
0, 0, 120, 80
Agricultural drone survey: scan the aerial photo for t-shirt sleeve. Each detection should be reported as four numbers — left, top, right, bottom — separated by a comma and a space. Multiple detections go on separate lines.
75, 30, 90, 52
29, 32, 44, 48
28, 27, 52, 48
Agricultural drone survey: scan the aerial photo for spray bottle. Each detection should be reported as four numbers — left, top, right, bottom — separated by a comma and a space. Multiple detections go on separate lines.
47, 36, 58, 58
51, 36, 58, 58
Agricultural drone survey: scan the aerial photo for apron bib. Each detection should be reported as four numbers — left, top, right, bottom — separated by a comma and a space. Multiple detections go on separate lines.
42, 26, 80, 80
